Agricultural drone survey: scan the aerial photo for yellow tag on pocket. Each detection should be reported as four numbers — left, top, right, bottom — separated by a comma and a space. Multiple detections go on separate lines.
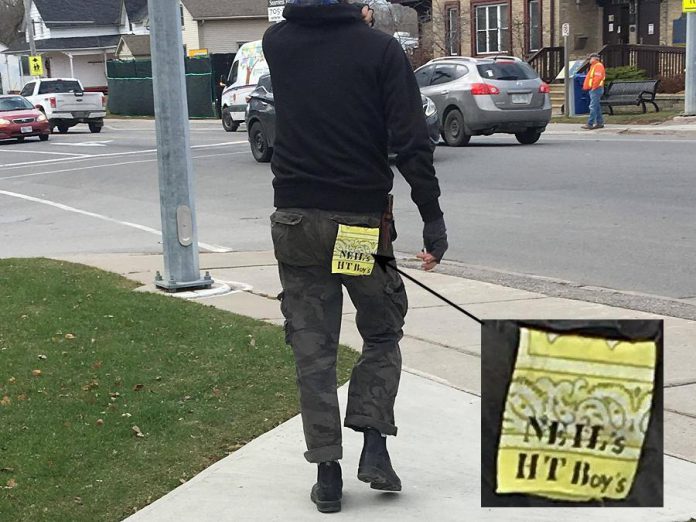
496, 327, 656, 501
331, 224, 379, 276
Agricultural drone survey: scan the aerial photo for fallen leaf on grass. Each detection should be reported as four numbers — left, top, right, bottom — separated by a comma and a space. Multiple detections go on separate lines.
132, 425, 145, 438
74, 496, 82, 504
8, 377, 16, 384
6, 479, 17, 489
17, 394, 27, 401
38, 354, 47, 360
179, 478, 186, 484
0, 467, 15, 473
82, 380, 99, 391
0, 396, 10, 406
92, 360, 102, 369
132, 384, 144, 392
64, 333, 76, 340
212, 387, 221, 397
32, 369, 42, 377
96, 419, 104, 427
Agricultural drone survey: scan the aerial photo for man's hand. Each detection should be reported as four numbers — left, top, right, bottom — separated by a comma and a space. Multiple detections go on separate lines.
417, 250, 439, 271
419, 216, 448, 271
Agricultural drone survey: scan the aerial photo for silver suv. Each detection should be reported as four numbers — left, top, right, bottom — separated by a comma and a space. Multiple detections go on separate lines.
415, 56, 552, 146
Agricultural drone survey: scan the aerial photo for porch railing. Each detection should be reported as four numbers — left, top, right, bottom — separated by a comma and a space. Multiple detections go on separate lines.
527, 46, 564, 83
598, 44, 685, 79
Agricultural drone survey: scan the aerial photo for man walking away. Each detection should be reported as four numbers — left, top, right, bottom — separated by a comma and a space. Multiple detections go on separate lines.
263, 0, 448, 513
582, 53, 606, 130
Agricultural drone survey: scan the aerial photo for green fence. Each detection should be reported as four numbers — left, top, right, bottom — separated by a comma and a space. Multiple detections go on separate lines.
107, 57, 216, 118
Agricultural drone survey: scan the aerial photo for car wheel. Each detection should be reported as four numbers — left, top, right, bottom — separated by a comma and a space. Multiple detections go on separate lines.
222, 108, 239, 132
249, 122, 272, 163
443, 110, 470, 147
88, 123, 102, 133
57, 124, 70, 134
39, 134, 49, 141
515, 129, 542, 145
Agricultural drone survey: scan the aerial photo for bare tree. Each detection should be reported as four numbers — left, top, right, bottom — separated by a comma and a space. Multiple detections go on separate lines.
0, 0, 25, 46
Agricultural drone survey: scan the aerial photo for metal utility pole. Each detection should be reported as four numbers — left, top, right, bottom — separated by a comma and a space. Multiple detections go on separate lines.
23, 0, 38, 77
686, 12, 696, 115
562, 23, 570, 117
147, 0, 213, 292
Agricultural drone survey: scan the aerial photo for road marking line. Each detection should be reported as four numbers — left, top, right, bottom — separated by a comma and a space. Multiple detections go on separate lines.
51, 140, 114, 147
0, 149, 91, 157
0, 151, 247, 181
0, 188, 233, 253
0, 141, 248, 169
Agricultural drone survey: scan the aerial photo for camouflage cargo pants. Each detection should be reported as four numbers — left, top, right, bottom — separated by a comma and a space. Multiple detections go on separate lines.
271, 208, 407, 463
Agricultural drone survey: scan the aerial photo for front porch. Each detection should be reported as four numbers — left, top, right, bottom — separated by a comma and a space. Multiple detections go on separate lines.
2, 35, 120, 92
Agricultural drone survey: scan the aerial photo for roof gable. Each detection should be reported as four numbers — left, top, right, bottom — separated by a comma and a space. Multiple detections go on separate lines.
181, 0, 266, 20
124, 0, 148, 24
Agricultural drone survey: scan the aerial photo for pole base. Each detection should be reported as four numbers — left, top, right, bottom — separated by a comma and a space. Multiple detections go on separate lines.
154, 271, 214, 293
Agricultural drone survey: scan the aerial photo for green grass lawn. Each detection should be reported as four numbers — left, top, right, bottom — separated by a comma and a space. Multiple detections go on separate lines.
552, 109, 681, 125
0, 259, 358, 521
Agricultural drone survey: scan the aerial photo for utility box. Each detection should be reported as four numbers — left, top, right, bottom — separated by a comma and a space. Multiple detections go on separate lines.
572, 74, 591, 115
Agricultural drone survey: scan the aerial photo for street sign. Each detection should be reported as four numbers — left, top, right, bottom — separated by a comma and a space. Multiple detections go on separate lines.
187, 48, 208, 57
268, 0, 287, 22
562, 23, 570, 37
29, 55, 43, 76
684, 0, 696, 12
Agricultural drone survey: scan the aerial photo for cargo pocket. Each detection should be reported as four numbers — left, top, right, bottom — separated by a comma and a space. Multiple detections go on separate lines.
384, 273, 408, 326
270, 211, 318, 267
330, 214, 381, 229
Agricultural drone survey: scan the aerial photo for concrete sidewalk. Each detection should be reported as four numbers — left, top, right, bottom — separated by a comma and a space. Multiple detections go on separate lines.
547, 121, 696, 136
59, 251, 696, 521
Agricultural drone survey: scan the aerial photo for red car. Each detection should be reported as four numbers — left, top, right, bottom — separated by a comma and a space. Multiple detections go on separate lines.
0, 95, 50, 142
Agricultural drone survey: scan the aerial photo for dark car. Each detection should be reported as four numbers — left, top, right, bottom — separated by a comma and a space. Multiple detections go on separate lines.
245, 74, 440, 163
0, 95, 51, 142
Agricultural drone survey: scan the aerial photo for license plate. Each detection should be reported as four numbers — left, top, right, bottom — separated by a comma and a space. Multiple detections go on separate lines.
21, 126, 33, 133
73, 112, 89, 118
511, 93, 532, 104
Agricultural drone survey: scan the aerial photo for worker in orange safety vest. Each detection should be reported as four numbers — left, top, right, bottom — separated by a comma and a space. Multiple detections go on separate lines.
582, 53, 606, 129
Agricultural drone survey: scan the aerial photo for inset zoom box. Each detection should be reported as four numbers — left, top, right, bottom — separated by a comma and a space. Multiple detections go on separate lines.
481, 320, 663, 507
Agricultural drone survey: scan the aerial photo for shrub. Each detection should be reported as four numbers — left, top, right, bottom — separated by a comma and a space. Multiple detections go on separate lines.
656, 75, 685, 94
605, 65, 649, 83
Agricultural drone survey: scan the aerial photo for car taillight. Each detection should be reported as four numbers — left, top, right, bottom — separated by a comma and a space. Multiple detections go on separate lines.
49, 97, 56, 108
539, 83, 550, 94
470, 83, 500, 96
102, 95, 106, 107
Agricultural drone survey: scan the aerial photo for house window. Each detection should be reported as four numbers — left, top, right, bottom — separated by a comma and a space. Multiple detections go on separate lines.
445, 6, 460, 55
180, 4, 185, 27
475, 4, 509, 54
528, 0, 541, 51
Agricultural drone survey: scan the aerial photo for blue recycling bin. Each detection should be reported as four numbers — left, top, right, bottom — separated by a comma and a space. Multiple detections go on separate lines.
573, 74, 591, 115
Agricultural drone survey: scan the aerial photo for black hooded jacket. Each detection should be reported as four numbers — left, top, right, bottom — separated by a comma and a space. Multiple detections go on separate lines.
262, 3, 442, 221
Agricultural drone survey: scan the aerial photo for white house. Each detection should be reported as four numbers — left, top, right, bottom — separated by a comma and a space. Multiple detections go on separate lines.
1, 0, 149, 91
0, 42, 24, 94
181, 0, 272, 54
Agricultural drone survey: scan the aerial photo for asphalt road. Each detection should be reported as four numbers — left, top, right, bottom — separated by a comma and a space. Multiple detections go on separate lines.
1, 120, 695, 305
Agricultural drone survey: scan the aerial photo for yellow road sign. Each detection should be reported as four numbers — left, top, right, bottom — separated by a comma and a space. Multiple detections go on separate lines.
29, 55, 43, 76
684, 0, 696, 12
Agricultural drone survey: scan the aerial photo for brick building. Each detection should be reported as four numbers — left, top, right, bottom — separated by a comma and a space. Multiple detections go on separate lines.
429, 0, 687, 59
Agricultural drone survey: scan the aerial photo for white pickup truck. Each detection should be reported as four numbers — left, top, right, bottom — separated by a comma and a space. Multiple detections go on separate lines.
20, 78, 106, 134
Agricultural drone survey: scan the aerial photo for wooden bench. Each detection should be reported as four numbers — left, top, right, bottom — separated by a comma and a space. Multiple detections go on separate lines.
600, 80, 660, 115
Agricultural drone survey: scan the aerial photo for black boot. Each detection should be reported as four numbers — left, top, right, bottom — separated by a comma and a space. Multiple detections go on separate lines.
357, 428, 402, 491
310, 461, 342, 513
